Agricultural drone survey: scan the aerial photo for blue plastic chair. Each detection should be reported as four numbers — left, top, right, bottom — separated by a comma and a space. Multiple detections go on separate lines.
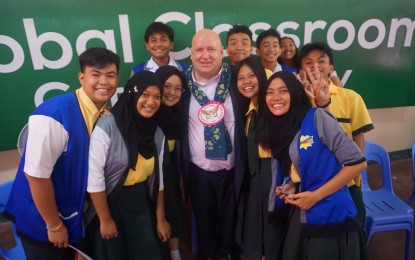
407, 141, 415, 205
361, 141, 413, 260
0, 180, 27, 260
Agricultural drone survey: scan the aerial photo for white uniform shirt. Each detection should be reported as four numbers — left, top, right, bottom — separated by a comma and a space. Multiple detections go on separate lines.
272, 63, 283, 74
188, 68, 235, 171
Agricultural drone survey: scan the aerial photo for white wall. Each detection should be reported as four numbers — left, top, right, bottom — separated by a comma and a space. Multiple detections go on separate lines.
1, 106, 414, 183
365, 106, 415, 152
0, 149, 20, 183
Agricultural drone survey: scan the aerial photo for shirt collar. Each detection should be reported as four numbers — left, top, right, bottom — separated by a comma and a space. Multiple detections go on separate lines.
273, 63, 283, 73
246, 100, 257, 116
145, 57, 158, 70
329, 80, 338, 95
76, 87, 104, 135
77, 87, 102, 114
192, 66, 223, 87
146, 56, 176, 70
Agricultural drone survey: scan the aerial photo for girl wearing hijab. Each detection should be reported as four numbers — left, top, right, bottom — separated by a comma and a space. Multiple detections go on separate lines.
155, 65, 187, 260
255, 71, 367, 260
234, 56, 288, 259
86, 71, 170, 259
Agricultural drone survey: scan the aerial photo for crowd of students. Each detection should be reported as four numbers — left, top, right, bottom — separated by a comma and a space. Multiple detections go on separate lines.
3, 21, 374, 260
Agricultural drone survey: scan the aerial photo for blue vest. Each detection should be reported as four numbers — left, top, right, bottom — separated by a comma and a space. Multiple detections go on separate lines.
281, 64, 296, 73
4, 93, 89, 243
298, 108, 358, 235
273, 161, 287, 211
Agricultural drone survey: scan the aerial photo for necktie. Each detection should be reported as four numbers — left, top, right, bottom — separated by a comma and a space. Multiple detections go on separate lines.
247, 110, 260, 176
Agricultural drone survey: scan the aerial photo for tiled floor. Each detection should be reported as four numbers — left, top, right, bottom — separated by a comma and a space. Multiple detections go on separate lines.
179, 158, 415, 260
365, 158, 414, 260
1, 158, 413, 260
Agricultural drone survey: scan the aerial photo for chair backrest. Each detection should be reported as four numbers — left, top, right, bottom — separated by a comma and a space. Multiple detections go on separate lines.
361, 141, 394, 193
0, 180, 27, 260
0, 181, 13, 211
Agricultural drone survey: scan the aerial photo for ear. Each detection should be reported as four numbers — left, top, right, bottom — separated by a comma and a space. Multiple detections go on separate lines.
170, 41, 174, 50
329, 64, 334, 74
256, 48, 261, 56
78, 72, 84, 86
145, 42, 150, 52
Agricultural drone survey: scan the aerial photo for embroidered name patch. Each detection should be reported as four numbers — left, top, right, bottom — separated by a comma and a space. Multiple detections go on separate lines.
299, 135, 314, 150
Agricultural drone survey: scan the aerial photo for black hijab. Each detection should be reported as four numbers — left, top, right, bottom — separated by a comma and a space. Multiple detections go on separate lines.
267, 71, 312, 176
111, 71, 163, 170
155, 65, 187, 140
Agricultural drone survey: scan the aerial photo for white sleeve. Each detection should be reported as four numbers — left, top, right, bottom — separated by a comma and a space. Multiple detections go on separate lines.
24, 115, 68, 178
87, 126, 110, 193
158, 136, 165, 191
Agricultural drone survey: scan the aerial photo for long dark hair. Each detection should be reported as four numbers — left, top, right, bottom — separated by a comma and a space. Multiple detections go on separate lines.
235, 56, 268, 102
278, 36, 299, 71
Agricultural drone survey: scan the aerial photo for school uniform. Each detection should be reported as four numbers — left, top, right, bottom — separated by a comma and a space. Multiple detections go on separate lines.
86, 71, 169, 260
237, 103, 287, 259
282, 108, 365, 260
4, 89, 98, 259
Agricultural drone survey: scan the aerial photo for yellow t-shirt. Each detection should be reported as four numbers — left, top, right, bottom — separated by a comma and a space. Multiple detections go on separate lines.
327, 81, 374, 187
76, 88, 104, 136
327, 81, 374, 139
245, 101, 272, 158
76, 88, 105, 211
168, 139, 176, 153
124, 154, 155, 185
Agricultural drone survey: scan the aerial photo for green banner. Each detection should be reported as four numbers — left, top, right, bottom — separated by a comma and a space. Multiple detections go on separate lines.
1, 0, 414, 151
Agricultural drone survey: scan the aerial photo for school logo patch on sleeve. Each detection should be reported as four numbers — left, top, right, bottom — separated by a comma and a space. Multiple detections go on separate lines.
300, 135, 314, 150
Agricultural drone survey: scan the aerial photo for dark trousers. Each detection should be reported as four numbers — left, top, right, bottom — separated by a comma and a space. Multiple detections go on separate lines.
189, 163, 237, 259
20, 236, 75, 260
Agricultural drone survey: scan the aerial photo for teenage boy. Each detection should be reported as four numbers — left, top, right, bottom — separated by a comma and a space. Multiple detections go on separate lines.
299, 42, 374, 175
226, 24, 253, 66
3, 47, 120, 260
131, 21, 187, 75
256, 29, 295, 74
226, 24, 254, 115
299, 41, 374, 260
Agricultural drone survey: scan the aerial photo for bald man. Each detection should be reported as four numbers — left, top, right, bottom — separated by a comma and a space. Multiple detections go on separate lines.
179, 29, 246, 259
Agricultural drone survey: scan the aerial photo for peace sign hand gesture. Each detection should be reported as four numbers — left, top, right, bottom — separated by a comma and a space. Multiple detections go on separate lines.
303, 64, 331, 107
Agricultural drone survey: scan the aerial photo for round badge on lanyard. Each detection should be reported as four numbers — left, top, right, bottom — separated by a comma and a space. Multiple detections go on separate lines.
198, 101, 226, 126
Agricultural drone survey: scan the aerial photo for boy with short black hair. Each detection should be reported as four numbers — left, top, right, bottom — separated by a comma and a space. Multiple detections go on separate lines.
256, 29, 295, 74
131, 21, 187, 75
4, 47, 120, 260
299, 41, 374, 260
226, 24, 253, 66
